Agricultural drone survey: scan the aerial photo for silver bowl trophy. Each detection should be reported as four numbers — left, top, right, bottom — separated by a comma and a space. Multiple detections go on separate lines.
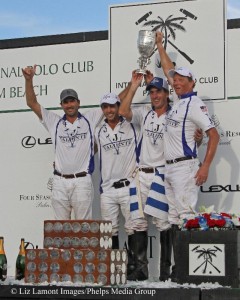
136, 30, 156, 74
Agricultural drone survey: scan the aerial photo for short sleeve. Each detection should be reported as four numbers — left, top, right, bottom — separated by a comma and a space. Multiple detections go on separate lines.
189, 98, 214, 132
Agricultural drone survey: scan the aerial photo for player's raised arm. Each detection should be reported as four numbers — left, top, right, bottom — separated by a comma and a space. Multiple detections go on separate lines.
22, 64, 42, 119
118, 81, 131, 101
156, 31, 175, 88
118, 71, 143, 122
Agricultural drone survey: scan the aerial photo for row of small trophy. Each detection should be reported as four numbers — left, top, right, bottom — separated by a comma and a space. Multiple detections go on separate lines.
24, 220, 127, 285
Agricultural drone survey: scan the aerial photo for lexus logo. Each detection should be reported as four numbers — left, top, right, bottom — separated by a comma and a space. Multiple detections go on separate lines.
21, 136, 52, 148
22, 136, 36, 148
200, 184, 240, 193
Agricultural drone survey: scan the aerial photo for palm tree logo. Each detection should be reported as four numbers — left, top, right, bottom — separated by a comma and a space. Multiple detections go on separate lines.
144, 15, 186, 49
142, 13, 195, 65
192, 245, 222, 274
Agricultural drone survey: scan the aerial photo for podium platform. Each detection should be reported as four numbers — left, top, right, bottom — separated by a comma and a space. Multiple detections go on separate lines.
1, 229, 240, 299
175, 230, 240, 288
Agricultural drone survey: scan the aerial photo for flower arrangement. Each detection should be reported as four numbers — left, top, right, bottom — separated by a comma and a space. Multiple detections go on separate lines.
180, 207, 240, 231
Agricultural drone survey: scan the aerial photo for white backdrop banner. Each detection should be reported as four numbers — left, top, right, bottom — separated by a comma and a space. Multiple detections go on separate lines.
0, 40, 110, 111
110, 0, 227, 101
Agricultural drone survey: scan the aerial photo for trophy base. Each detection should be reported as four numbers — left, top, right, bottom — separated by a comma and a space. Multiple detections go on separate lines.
136, 68, 147, 75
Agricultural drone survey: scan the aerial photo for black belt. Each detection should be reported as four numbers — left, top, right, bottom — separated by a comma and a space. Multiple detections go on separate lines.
166, 156, 195, 164
139, 167, 155, 173
112, 179, 130, 189
54, 170, 87, 179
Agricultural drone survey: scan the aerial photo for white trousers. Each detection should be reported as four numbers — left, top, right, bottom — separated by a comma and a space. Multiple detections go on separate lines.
165, 159, 200, 225
132, 171, 170, 232
51, 174, 93, 220
101, 186, 133, 236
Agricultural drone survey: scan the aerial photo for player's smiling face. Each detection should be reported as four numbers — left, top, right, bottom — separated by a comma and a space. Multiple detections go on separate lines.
173, 73, 194, 96
101, 103, 119, 123
61, 98, 80, 118
149, 87, 168, 110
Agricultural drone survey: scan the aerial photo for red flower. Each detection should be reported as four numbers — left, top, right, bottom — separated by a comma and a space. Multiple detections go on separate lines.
220, 212, 232, 219
207, 219, 226, 228
207, 219, 216, 227
185, 219, 199, 229
202, 213, 211, 220
215, 219, 226, 227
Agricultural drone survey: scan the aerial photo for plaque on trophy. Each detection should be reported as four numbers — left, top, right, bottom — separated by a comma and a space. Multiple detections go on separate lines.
136, 30, 156, 74
25, 248, 127, 285
43, 220, 113, 250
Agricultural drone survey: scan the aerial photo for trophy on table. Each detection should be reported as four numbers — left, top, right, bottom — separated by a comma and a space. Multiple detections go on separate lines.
136, 30, 156, 74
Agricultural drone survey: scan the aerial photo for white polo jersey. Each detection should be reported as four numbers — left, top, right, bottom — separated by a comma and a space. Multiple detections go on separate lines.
164, 92, 214, 160
41, 106, 103, 174
132, 105, 166, 167
95, 117, 140, 193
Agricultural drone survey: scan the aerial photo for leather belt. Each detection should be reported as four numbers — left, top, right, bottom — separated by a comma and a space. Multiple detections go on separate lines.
166, 156, 195, 165
54, 170, 87, 179
139, 167, 155, 173
112, 179, 130, 189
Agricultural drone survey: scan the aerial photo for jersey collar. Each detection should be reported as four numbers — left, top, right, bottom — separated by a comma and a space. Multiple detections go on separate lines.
179, 91, 197, 99
62, 112, 82, 121
104, 115, 124, 124
151, 105, 170, 113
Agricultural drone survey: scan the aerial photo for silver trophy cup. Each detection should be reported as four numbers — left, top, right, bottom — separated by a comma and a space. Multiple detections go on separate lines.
136, 30, 156, 74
